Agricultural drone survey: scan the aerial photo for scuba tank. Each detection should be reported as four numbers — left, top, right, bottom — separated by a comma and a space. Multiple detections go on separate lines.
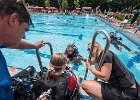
12, 66, 36, 79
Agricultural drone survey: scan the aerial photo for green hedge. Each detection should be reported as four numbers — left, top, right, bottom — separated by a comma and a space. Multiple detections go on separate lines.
137, 15, 140, 22
118, 13, 126, 21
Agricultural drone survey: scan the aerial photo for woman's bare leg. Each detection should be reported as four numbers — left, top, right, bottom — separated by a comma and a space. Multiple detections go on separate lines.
81, 80, 103, 100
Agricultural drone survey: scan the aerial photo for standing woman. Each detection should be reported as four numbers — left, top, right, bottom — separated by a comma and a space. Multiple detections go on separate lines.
82, 42, 138, 100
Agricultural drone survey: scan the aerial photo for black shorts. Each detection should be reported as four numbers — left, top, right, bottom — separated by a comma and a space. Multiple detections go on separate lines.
101, 82, 137, 100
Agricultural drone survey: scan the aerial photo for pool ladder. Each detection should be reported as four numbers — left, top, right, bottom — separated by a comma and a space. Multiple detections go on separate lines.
36, 42, 53, 71
84, 30, 111, 80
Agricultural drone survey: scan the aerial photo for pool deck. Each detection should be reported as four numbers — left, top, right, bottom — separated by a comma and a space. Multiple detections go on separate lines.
96, 16, 140, 46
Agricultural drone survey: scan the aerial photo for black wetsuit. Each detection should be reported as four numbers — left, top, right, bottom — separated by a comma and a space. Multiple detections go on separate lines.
64, 49, 79, 61
32, 73, 69, 100
110, 35, 131, 52
64, 48, 83, 66
40, 73, 79, 100
43, 73, 69, 100
98, 51, 137, 100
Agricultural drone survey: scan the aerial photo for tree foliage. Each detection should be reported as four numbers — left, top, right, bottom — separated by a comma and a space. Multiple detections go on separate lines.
45, 0, 50, 7
74, 0, 80, 8
62, 0, 68, 10
50, 0, 59, 8
25, 0, 44, 6
24, 0, 140, 11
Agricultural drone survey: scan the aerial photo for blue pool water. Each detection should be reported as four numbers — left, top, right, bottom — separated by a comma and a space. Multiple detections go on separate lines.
1, 14, 140, 83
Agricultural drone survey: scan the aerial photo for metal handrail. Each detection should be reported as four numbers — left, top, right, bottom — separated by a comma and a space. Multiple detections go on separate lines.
36, 42, 53, 71
84, 30, 111, 80
43, 42, 53, 55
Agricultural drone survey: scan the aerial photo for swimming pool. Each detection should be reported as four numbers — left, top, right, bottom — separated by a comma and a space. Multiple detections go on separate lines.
2, 14, 140, 83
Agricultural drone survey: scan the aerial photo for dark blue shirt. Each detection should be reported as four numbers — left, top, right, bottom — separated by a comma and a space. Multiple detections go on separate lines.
0, 50, 14, 100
